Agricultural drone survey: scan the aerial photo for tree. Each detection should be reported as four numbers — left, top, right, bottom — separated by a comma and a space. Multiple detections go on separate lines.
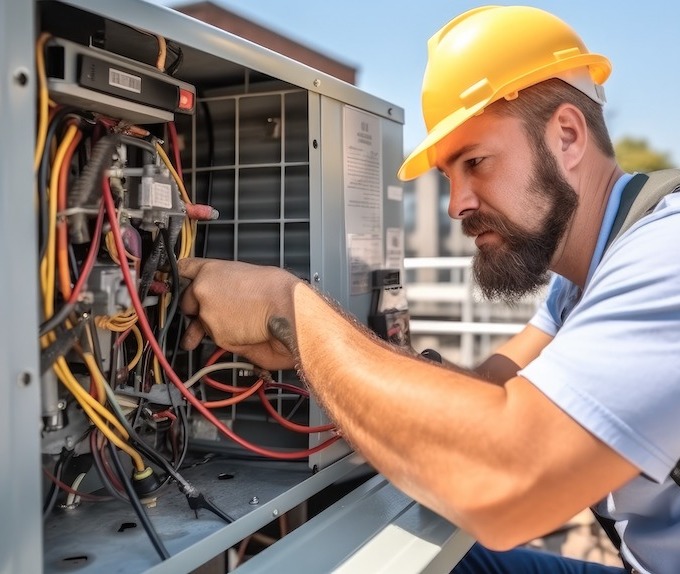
614, 137, 674, 173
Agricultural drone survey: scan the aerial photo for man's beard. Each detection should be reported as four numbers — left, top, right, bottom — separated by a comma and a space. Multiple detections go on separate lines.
462, 146, 578, 303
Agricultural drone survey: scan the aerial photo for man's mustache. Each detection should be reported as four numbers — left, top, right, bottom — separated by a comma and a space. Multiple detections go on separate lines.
461, 211, 518, 240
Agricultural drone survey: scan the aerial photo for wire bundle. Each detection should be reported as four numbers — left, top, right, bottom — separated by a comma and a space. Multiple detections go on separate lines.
35, 32, 340, 563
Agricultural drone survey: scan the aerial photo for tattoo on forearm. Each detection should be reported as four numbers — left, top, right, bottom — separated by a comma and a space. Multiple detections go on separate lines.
268, 316, 299, 357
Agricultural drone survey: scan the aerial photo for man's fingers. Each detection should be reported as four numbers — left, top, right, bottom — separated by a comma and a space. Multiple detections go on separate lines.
177, 257, 210, 280
181, 318, 206, 351
179, 280, 200, 317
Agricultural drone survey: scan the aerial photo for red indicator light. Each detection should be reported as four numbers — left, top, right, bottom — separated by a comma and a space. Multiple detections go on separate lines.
178, 88, 194, 111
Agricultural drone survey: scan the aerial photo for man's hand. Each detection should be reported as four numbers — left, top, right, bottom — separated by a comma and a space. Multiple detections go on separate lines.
177, 257, 300, 371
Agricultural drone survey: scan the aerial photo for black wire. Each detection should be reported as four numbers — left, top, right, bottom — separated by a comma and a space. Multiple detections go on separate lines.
168, 314, 185, 370
38, 106, 81, 262
119, 134, 157, 156
86, 317, 107, 379
138, 232, 164, 302
39, 302, 76, 338
85, 328, 179, 492
43, 449, 73, 517
165, 376, 190, 470
68, 243, 79, 284
107, 443, 170, 561
90, 431, 129, 504
157, 227, 180, 349
165, 42, 184, 76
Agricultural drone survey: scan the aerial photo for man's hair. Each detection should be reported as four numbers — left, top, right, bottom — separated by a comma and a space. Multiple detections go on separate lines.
490, 78, 615, 158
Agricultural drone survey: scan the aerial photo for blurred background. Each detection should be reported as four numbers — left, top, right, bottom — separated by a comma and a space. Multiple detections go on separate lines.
144, 1, 675, 565
147, 0, 677, 369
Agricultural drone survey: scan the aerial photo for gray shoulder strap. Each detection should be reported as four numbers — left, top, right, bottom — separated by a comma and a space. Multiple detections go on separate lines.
604, 169, 680, 252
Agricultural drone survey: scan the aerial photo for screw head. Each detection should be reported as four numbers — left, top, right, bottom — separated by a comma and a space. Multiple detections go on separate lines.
313, 79, 321, 88
249, 496, 259, 505
14, 69, 29, 86
272, 508, 279, 517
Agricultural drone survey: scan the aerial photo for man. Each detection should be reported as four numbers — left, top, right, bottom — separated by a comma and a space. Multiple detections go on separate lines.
178, 6, 680, 573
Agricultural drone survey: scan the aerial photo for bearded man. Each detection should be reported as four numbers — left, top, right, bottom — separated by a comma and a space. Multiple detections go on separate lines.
178, 6, 680, 573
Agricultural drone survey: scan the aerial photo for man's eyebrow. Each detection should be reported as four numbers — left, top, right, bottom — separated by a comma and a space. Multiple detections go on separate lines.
435, 143, 480, 171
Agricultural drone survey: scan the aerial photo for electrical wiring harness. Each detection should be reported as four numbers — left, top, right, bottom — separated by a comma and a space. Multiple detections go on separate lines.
35, 31, 339, 562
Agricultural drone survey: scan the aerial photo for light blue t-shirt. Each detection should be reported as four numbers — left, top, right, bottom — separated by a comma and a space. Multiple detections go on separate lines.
521, 173, 680, 574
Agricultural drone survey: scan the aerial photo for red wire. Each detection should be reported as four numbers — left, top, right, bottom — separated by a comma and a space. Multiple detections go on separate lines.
102, 178, 340, 460
166, 122, 183, 182
67, 203, 105, 305
153, 409, 177, 421
42, 467, 110, 502
265, 381, 310, 398
204, 350, 324, 429
257, 385, 335, 434
91, 431, 124, 493
201, 348, 244, 393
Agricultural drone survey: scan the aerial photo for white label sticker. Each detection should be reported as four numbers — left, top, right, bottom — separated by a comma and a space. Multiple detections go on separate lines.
386, 227, 404, 271
109, 68, 142, 93
151, 182, 173, 209
348, 234, 382, 295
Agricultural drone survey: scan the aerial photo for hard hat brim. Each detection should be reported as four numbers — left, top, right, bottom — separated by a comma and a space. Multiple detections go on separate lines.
397, 55, 611, 181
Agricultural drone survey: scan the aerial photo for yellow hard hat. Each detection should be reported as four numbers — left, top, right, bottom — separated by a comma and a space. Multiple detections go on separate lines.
397, 5, 611, 181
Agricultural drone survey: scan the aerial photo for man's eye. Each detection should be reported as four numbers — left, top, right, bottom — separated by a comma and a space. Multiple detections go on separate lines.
466, 157, 483, 168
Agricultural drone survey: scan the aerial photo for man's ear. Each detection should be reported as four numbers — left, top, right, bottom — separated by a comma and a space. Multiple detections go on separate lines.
547, 103, 588, 172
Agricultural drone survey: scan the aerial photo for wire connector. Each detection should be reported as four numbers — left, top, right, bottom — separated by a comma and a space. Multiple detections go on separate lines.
179, 482, 234, 523
132, 467, 161, 496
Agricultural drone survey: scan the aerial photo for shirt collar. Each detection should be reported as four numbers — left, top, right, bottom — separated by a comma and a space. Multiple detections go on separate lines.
585, 172, 635, 286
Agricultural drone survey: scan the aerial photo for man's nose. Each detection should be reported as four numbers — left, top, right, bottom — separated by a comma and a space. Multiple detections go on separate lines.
447, 180, 480, 219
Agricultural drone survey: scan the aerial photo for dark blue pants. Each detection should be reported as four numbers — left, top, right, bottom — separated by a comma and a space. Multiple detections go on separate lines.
452, 544, 627, 574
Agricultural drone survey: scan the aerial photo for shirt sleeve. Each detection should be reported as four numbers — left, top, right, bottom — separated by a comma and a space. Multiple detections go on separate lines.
520, 195, 680, 483
529, 274, 578, 337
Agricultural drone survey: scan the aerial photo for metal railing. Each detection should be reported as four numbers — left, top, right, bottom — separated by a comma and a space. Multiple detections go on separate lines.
403, 257, 544, 367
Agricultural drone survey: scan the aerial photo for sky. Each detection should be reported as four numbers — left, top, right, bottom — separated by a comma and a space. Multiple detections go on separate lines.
149, 0, 680, 165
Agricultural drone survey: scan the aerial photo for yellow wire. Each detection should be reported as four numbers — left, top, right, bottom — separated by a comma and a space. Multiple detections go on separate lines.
40, 124, 80, 348
79, 335, 107, 406
53, 358, 145, 472
155, 35, 167, 71
96, 310, 138, 331
105, 231, 141, 267
155, 143, 190, 204
53, 358, 127, 437
34, 33, 51, 172
155, 143, 196, 258
127, 325, 144, 371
